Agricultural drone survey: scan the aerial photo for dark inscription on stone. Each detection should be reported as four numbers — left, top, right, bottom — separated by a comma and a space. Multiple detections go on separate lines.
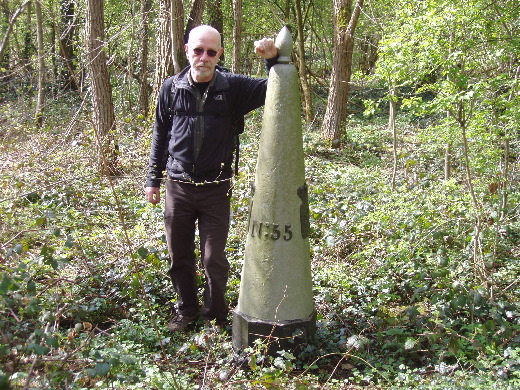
297, 183, 310, 239
250, 220, 293, 241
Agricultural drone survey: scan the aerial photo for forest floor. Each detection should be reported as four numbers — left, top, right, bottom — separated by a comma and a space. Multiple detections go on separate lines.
1, 95, 520, 389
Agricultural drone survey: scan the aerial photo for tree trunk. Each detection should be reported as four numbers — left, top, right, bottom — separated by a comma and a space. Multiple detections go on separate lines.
231, 0, 242, 73
184, 0, 205, 43
283, 0, 290, 19
455, 102, 485, 282
123, 3, 136, 113
59, 0, 77, 90
389, 86, 397, 190
0, 2, 10, 69
23, 0, 33, 74
359, 34, 378, 75
138, 0, 151, 116
153, 0, 174, 99
50, 14, 56, 85
86, 0, 118, 175
35, 0, 45, 127
207, 0, 223, 64
294, 0, 313, 123
444, 32, 455, 180
499, 65, 518, 221
207, 0, 223, 35
444, 142, 451, 180
500, 138, 509, 221
320, 0, 363, 142
171, 0, 186, 74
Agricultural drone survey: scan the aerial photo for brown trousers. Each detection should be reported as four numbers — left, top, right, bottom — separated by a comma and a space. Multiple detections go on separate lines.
164, 179, 231, 321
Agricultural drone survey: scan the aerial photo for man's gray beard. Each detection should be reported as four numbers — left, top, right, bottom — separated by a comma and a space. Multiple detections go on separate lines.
191, 66, 212, 81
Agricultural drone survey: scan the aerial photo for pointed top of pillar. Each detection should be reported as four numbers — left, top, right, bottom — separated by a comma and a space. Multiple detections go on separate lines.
275, 26, 293, 63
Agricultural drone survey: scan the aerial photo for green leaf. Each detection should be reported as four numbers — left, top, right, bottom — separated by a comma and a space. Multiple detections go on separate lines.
88, 362, 111, 377
0, 273, 13, 294
35, 217, 46, 226
280, 350, 296, 360
41, 245, 54, 257
249, 354, 258, 370
27, 343, 50, 356
26, 192, 40, 203
14, 243, 23, 254
46, 337, 60, 348
27, 280, 36, 295
404, 338, 417, 350
137, 247, 148, 259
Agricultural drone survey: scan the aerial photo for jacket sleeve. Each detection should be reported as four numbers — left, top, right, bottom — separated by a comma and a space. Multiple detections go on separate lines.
230, 55, 279, 115
264, 55, 279, 74
146, 77, 173, 187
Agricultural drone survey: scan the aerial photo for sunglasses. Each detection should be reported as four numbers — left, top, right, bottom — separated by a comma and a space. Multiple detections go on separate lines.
190, 46, 219, 57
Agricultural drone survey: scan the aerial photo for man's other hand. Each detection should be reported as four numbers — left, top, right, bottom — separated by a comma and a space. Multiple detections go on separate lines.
145, 187, 161, 205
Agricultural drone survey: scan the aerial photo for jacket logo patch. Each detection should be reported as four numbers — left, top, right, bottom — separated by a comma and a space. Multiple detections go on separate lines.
214, 94, 224, 101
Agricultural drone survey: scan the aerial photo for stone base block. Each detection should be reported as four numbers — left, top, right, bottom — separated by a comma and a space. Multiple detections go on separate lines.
232, 310, 316, 354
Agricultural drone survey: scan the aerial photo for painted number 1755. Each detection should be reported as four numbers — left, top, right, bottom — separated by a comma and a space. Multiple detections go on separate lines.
250, 220, 293, 241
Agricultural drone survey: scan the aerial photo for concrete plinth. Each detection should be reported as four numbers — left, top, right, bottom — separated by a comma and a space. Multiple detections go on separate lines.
233, 309, 316, 354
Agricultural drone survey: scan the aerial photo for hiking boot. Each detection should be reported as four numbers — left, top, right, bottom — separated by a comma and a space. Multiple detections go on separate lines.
167, 314, 198, 332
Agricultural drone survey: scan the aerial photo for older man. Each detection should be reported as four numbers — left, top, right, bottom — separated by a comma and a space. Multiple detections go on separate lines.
145, 25, 278, 331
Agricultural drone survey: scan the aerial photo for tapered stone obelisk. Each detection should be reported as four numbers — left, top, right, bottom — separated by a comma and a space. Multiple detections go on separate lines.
232, 26, 315, 353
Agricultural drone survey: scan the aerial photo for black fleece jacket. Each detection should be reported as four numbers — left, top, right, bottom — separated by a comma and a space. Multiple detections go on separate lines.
146, 59, 277, 187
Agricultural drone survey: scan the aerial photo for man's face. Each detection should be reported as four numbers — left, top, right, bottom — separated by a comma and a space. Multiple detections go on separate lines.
185, 30, 223, 83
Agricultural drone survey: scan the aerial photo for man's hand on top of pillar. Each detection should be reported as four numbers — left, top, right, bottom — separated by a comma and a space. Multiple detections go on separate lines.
254, 38, 278, 60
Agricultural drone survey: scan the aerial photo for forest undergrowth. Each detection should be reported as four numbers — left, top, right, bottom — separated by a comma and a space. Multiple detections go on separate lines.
1, 93, 520, 390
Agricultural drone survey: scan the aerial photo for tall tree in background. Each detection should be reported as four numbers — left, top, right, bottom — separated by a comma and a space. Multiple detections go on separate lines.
35, 0, 45, 127
22, 0, 33, 74
184, 0, 204, 42
231, 0, 242, 73
207, 0, 223, 33
294, 0, 313, 122
152, 0, 174, 99
171, 0, 186, 74
138, 0, 151, 115
0, 1, 10, 69
320, 0, 363, 142
86, 0, 117, 175
154, 0, 207, 99
207, 0, 223, 45
59, 0, 77, 89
